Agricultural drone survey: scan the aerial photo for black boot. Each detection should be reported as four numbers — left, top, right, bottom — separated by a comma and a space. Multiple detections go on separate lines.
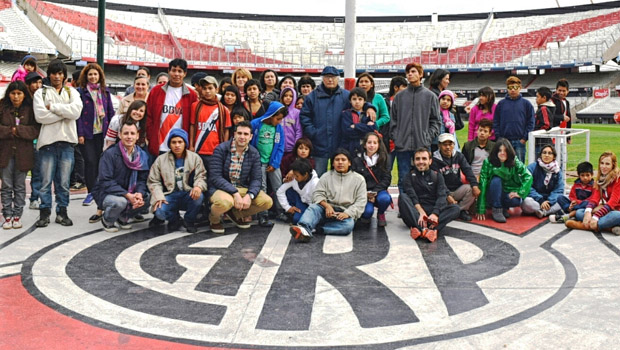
55, 207, 73, 226
36, 208, 51, 227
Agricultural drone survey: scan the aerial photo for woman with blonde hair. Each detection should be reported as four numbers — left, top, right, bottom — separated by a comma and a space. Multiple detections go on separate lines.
231, 68, 252, 102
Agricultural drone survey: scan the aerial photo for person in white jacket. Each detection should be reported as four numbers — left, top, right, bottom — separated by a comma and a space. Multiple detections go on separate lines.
33, 59, 83, 227
289, 148, 367, 242
276, 158, 319, 224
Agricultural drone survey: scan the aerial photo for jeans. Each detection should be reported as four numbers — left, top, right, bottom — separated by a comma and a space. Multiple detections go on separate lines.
362, 190, 391, 219
39, 142, 74, 212
487, 176, 522, 210
394, 151, 414, 191
314, 157, 329, 178
298, 203, 355, 236
1, 157, 27, 218
285, 188, 308, 224
510, 139, 526, 163
576, 209, 620, 230
556, 195, 588, 213
102, 194, 149, 224
30, 145, 41, 202
154, 191, 204, 225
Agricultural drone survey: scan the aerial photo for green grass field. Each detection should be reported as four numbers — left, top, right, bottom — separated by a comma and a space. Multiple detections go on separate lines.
391, 123, 620, 185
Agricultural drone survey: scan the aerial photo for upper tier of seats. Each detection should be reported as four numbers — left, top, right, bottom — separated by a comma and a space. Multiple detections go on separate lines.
0, 2, 56, 55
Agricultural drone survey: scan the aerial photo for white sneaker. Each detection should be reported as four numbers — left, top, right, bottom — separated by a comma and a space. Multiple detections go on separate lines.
29, 200, 40, 209
3, 218, 12, 229
12, 217, 22, 229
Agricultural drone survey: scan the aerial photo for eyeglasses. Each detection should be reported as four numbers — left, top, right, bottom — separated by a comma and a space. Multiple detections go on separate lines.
507, 85, 521, 91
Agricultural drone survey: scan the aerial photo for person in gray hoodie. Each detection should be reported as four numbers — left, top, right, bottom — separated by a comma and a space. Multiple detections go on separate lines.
389, 62, 441, 190
289, 148, 367, 242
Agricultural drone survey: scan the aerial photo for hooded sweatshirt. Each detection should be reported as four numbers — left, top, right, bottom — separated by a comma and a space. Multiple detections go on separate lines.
250, 101, 286, 169
280, 87, 303, 153
33, 84, 83, 149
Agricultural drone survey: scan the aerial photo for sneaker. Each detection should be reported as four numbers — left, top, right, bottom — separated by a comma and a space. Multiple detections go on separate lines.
492, 207, 507, 223
12, 217, 22, 229
226, 211, 251, 229
535, 209, 546, 219
422, 228, 438, 242
2, 218, 12, 230
258, 215, 274, 227
612, 226, 620, 236
549, 214, 570, 224
117, 219, 132, 230
89, 213, 102, 223
210, 222, 225, 234
132, 214, 145, 223
276, 212, 290, 223
102, 220, 119, 233
359, 217, 371, 225
72, 182, 86, 190
185, 223, 197, 233
459, 210, 472, 222
377, 213, 387, 227
29, 200, 39, 209
410, 227, 422, 240
82, 193, 94, 206
289, 225, 311, 242
167, 219, 183, 232
149, 216, 164, 227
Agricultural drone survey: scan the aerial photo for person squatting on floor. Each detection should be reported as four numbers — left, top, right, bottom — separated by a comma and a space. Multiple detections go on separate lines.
398, 147, 460, 242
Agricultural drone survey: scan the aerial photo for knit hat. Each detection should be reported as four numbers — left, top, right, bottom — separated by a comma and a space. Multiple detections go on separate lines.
21, 55, 36, 66
168, 128, 189, 149
25, 72, 42, 84
190, 72, 208, 86
438, 89, 455, 103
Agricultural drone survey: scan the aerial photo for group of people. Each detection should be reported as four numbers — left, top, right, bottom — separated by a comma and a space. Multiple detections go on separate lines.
0, 56, 618, 241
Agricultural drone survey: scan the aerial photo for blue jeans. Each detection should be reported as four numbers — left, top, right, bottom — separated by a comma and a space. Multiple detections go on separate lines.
30, 145, 41, 202
154, 191, 204, 225
102, 194, 150, 224
298, 203, 355, 236
362, 190, 391, 218
395, 151, 414, 191
576, 209, 620, 231
39, 142, 74, 212
556, 195, 588, 213
286, 188, 308, 224
510, 139, 526, 163
314, 157, 329, 178
487, 176, 522, 210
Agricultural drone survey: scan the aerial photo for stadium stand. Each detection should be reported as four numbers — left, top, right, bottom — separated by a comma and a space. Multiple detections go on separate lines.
0, 2, 56, 54
576, 95, 620, 122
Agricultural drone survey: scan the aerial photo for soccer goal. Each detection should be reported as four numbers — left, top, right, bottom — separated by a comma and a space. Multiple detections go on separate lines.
528, 128, 591, 194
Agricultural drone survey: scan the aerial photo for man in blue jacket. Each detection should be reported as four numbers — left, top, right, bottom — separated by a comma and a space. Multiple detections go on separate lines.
92, 122, 150, 232
208, 120, 273, 233
300, 66, 376, 176
493, 76, 535, 162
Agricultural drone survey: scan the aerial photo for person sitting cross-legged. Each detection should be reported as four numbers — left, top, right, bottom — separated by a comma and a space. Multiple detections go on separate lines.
148, 128, 207, 233
398, 147, 460, 242
207, 120, 273, 234
289, 148, 367, 242
92, 121, 150, 232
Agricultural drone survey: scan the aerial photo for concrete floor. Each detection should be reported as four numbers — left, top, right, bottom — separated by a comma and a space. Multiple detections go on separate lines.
1, 193, 620, 350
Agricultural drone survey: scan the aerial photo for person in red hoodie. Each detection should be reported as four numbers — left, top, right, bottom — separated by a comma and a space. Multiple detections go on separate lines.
146, 58, 197, 156
569, 151, 620, 235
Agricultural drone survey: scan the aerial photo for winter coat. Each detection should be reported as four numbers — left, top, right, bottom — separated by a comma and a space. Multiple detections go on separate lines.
250, 102, 286, 169
146, 83, 197, 155
207, 139, 262, 198
352, 155, 391, 193
568, 179, 594, 204
477, 158, 533, 213
280, 87, 303, 153
92, 143, 149, 205
76, 86, 115, 140
33, 85, 83, 149
462, 138, 495, 167
526, 162, 565, 205
401, 167, 448, 216
312, 169, 367, 220
389, 85, 441, 152
493, 94, 535, 141
0, 103, 40, 171
340, 109, 376, 155
431, 149, 479, 192
147, 150, 207, 206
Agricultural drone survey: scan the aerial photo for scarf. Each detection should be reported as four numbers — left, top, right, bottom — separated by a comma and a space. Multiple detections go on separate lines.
441, 109, 455, 134
119, 143, 149, 194
537, 158, 560, 186
87, 82, 105, 134
199, 97, 228, 144
364, 153, 379, 167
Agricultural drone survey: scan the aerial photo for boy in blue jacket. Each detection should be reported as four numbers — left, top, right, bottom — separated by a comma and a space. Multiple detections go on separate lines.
251, 101, 287, 226
340, 87, 376, 155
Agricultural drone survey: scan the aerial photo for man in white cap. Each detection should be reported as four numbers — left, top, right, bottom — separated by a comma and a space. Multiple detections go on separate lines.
431, 133, 480, 221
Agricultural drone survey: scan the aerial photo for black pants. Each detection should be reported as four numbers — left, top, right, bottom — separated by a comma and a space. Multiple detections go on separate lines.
79, 133, 104, 194
398, 194, 460, 232
71, 145, 85, 186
